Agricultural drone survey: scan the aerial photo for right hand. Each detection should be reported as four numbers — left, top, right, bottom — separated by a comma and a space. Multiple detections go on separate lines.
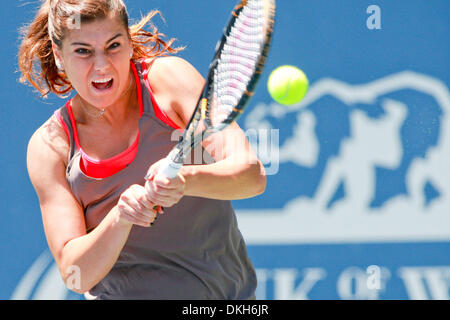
117, 184, 160, 228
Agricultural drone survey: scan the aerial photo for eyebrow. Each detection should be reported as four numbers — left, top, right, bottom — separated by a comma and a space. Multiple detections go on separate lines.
70, 32, 123, 46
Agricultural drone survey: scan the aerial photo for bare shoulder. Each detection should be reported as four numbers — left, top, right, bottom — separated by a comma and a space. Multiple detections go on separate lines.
27, 113, 70, 188
28, 113, 69, 162
145, 57, 205, 126
146, 56, 203, 84
146, 56, 204, 97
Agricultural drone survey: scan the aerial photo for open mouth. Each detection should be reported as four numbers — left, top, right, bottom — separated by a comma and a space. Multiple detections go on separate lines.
92, 77, 114, 91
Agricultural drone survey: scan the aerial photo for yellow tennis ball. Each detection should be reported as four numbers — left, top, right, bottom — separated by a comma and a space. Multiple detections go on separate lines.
268, 65, 309, 105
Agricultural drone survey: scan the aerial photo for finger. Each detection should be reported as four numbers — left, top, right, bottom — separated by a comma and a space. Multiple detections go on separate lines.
145, 161, 162, 181
138, 194, 156, 211
146, 192, 181, 208
124, 212, 151, 228
152, 173, 185, 189
130, 185, 157, 212
134, 203, 158, 224
118, 202, 152, 227
126, 193, 151, 217
152, 178, 173, 191
121, 194, 157, 221
145, 180, 182, 208
151, 185, 183, 199
150, 178, 185, 195
144, 180, 174, 202
133, 211, 157, 223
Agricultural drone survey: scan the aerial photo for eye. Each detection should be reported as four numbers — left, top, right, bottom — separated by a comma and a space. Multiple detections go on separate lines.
75, 48, 90, 55
109, 42, 121, 50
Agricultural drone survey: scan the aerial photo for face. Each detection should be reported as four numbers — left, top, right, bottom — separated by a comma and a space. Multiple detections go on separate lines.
53, 14, 133, 109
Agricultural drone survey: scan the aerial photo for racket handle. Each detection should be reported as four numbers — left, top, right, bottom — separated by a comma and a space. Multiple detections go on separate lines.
155, 158, 183, 179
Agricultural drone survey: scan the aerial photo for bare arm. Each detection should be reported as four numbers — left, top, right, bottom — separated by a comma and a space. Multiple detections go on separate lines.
182, 122, 267, 200
27, 116, 156, 293
145, 57, 266, 204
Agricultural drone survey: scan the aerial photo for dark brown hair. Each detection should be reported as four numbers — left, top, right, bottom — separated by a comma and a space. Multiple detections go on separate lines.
18, 0, 182, 98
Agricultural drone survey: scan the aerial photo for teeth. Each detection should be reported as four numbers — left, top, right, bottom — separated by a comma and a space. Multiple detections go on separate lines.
93, 77, 112, 84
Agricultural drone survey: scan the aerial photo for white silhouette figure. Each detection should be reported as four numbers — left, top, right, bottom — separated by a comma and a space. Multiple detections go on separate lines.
406, 89, 450, 209
279, 111, 319, 168
314, 99, 407, 211
237, 72, 450, 244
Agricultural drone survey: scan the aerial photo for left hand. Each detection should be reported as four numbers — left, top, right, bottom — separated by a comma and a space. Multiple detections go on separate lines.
144, 159, 186, 209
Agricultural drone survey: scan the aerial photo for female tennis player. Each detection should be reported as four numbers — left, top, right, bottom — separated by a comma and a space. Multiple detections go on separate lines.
19, 0, 266, 299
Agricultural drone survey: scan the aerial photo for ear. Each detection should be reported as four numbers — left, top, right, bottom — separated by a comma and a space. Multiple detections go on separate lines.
51, 42, 64, 70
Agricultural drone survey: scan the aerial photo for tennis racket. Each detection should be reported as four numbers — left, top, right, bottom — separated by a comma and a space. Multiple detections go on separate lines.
146, 0, 276, 181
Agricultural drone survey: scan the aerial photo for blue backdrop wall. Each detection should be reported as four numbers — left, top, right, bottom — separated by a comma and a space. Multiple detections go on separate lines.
1, 0, 449, 299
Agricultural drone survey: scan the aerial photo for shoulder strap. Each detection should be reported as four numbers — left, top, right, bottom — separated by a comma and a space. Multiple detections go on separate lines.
53, 104, 78, 162
132, 59, 151, 116
134, 59, 180, 130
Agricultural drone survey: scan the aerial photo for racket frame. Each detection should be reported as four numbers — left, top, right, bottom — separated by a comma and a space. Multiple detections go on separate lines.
151, 0, 276, 179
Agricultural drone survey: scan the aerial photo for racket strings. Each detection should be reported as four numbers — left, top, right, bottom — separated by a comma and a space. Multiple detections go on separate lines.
210, 0, 266, 125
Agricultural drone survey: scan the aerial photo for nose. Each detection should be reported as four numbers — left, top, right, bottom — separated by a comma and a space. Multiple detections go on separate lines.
93, 53, 110, 74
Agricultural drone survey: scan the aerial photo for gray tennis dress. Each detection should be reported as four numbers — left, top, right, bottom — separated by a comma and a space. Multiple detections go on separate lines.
55, 59, 257, 300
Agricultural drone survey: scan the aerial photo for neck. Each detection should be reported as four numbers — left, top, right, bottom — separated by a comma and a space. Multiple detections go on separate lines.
77, 71, 137, 125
